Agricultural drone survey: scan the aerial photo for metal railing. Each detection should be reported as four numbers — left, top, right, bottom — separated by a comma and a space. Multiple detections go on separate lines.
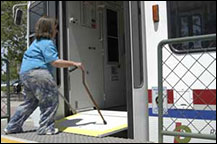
158, 34, 216, 143
1, 58, 11, 122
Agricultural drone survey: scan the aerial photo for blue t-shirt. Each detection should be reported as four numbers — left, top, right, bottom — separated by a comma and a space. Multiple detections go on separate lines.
20, 39, 59, 76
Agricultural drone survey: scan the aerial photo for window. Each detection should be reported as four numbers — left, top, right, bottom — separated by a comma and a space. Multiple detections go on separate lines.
29, 1, 48, 44
167, 1, 216, 52
107, 9, 119, 63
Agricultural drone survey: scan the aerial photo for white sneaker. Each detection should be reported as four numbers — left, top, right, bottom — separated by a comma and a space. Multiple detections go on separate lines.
45, 128, 59, 135
3, 128, 9, 135
3, 128, 23, 135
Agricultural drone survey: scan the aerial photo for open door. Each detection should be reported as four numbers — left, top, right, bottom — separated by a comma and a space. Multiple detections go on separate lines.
66, 1, 126, 111
124, 1, 149, 141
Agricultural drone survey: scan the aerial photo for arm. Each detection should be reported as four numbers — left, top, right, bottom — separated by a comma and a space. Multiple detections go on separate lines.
51, 59, 82, 68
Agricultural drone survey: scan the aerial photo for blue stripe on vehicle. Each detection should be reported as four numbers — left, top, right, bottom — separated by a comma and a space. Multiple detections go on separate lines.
149, 108, 216, 120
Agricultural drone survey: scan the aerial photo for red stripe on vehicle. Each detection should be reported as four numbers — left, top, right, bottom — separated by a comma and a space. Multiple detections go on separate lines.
148, 89, 174, 104
148, 90, 152, 103
193, 89, 216, 105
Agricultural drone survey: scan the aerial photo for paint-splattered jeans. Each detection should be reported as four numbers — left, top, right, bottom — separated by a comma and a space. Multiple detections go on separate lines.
5, 69, 59, 135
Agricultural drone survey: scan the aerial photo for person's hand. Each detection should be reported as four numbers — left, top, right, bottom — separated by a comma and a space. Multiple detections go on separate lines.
74, 62, 84, 71
74, 62, 82, 67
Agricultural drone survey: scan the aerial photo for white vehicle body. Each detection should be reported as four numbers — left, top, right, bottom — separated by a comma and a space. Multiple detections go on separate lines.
27, 1, 216, 143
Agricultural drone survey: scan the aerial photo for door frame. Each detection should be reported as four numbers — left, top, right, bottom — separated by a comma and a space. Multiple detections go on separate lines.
124, 1, 149, 141
60, 1, 149, 140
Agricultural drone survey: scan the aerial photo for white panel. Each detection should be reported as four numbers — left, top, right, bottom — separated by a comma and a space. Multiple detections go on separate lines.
145, 1, 168, 89
66, 1, 104, 109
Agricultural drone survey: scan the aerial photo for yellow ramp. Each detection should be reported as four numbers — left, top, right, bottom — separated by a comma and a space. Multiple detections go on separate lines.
56, 110, 127, 137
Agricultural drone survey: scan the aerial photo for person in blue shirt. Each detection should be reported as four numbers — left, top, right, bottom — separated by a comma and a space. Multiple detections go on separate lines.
4, 17, 83, 135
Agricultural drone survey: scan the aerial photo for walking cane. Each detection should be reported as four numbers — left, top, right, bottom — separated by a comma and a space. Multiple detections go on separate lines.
58, 91, 77, 115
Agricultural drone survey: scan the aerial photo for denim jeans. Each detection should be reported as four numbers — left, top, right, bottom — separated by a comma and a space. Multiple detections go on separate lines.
5, 69, 59, 135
